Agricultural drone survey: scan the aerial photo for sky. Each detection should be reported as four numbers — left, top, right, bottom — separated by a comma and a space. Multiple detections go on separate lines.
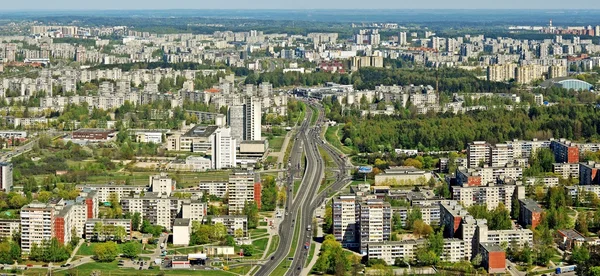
1, 0, 600, 10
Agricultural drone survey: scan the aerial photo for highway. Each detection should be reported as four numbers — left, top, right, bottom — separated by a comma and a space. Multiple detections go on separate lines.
286, 102, 352, 276
258, 106, 323, 275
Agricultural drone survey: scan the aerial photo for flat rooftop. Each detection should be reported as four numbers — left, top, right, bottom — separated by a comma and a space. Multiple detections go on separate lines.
183, 125, 218, 138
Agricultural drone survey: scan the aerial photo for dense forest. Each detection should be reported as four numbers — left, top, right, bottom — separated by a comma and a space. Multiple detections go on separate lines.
324, 97, 600, 152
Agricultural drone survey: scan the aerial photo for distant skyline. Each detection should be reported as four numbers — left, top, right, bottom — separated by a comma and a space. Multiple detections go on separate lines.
1, 0, 600, 10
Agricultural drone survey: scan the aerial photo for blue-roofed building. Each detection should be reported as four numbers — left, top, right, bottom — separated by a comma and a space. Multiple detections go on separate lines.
541, 77, 593, 91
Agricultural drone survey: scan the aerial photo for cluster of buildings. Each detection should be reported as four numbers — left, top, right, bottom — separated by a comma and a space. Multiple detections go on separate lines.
332, 183, 539, 273
0, 169, 262, 255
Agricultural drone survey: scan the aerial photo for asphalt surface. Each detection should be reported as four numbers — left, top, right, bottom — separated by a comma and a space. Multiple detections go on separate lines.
258, 107, 321, 275
286, 102, 352, 276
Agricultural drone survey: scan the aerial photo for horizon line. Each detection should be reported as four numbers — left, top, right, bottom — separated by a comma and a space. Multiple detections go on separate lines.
1, 8, 600, 11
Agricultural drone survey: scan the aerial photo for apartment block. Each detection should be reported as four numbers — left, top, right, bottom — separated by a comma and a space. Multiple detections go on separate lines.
0, 162, 13, 191
479, 243, 506, 274
172, 218, 191, 246
518, 198, 543, 229
332, 195, 358, 248
197, 181, 228, 198
580, 161, 600, 185
366, 240, 424, 265
0, 219, 20, 240
487, 64, 517, 82
358, 199, 392, 254
20, 203, 54, 252
490, 144, 514, 167
84, 219, 132, 241
506, 139, 550, 159
211, 216, 248, 237
227, 170, 261, 214
553, 163, 580, 179
77, 184, 147, 203
120, 192, 181, 229
180, 200, 207, 222
150, 173, 176, 196
551, 140, 579, 164
467, 141, 490, 168
211, 127, 237, 169
452, 184, 524, 212
566, 185, 600, 201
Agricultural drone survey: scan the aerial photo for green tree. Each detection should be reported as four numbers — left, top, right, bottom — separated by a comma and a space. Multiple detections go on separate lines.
131, 212, 141, 231
121, 242, 141, 259
242, 201, 259, 229
240, 244, 255, 256
405, 207, 422, 230
94, 241, 119, 262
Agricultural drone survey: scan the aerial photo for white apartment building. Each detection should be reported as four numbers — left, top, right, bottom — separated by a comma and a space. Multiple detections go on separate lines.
150, 174, 176, 196
136, 132, 163, 144
452, 184, 524, 212
211, 216, 248, 237
553, 163, 580, 179
487, 229, 533, 247
467, 141, 490, 168
332, 195, 358, 248
84, 219, 132, 241
172, 218, 191, 246
0, 162, 13, 191
181, 200, 207, 222
77, 184, 147, 203
211, 127, 237, 169
245, 97, 262, 141
358, 199, 392, 254
20, 203, 54, 252
491, 144, 514, 167
227, 171, 257, 215
120, 193, 181, 229
197, 181, 228, 198
0, 219, 20, 240
366, 240, 424, 265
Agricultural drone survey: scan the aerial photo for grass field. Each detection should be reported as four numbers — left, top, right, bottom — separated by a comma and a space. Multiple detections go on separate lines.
76, 242, 142, 256
228, 264, 254, 275
252, 238, 269, 252
36, 260, 236, 276
249, 228, 267, 236
80, 170, 231, 188
266, 235, 279, 258
325, 125, 354, 155
167, 245, 204, 255
268, 136, 285, 152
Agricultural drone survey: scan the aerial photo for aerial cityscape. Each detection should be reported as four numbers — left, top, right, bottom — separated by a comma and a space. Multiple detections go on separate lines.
1, 3, 600, 276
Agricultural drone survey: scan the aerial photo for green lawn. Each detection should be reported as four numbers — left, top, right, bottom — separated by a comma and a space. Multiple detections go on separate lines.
309, 105, 318, 126
325, 125, 354, 155
249, 228, 267, 236
252, 238, 269, 252
228, 265, 254, 275
266, 235, 279, 257
294, 180, 301, 194
76, 242, 143, 256
268, 136, 285, 152
83, 170, 231, 188
40, 260, 236, 276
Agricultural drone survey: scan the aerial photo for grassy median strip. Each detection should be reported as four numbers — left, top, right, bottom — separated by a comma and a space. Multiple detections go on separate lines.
266, 235, 280, 258
305, 243, 316, 268
309, 105, 318, 126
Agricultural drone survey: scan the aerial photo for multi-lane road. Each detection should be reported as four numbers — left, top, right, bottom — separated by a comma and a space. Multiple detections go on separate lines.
259, 106, 323, 275
258, 101, 353, 276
